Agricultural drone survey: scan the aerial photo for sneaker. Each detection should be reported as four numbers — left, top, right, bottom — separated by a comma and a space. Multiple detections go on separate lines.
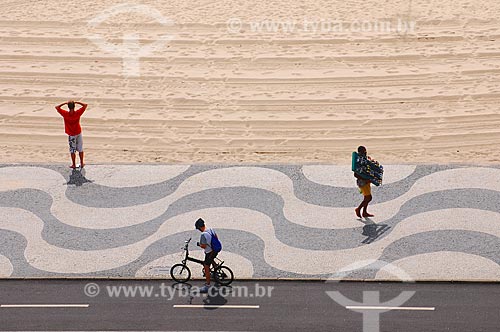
200, 284, 210, 293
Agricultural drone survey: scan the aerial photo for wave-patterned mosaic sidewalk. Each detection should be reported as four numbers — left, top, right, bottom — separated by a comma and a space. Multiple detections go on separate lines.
1, 164, 499, 281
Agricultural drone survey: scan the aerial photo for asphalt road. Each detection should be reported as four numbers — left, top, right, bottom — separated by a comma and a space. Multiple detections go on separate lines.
0, 280, 499, 331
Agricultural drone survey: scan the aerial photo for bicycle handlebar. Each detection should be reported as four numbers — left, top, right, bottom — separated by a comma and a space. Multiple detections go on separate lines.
182, 238, 192, 250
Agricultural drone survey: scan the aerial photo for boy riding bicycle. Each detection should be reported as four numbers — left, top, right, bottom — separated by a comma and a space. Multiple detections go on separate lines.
195, 218, 222, 293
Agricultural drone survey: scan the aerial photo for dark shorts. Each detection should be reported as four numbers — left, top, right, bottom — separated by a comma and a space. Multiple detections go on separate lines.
204, 251, 218, 266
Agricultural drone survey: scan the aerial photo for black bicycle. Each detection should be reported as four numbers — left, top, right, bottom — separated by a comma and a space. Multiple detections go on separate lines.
170, 238, 234, 286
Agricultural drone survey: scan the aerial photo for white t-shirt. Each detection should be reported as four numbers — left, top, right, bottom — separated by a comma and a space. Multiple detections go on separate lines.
200, 228, 214, 254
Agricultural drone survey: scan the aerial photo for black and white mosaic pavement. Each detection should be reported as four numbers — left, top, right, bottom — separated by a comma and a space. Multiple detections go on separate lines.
0, 164, 499, 281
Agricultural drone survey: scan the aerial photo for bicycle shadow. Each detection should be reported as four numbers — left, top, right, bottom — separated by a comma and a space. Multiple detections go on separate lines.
203, 286, 229, 310
173, 282, 230, 310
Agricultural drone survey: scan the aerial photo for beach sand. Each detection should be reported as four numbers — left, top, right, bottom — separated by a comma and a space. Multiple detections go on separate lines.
1, 0, 499, 164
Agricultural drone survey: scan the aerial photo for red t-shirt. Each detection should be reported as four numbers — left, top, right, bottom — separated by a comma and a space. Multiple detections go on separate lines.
56, 105, 87, 136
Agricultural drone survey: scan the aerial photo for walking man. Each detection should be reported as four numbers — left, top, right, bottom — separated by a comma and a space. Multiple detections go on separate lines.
354, 146, 374, 218
55, 100, 88, 169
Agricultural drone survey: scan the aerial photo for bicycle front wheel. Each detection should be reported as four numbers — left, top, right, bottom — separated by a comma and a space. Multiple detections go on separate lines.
214, 266, 234, 286
170, 264, 191, 283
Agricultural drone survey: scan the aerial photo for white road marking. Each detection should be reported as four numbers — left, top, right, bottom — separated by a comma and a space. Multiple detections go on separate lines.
173, 304, 260, 309
346, 306, 435, 311
0, 304, 89, 308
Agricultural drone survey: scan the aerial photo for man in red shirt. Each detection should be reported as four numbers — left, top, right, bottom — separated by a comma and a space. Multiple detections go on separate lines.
55, 100, 88, 169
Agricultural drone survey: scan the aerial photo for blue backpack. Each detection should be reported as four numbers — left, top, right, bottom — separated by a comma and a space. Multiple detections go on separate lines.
209, 229, 222, 252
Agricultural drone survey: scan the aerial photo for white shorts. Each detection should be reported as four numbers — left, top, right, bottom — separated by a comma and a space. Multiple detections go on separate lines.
68, 133, 83, 154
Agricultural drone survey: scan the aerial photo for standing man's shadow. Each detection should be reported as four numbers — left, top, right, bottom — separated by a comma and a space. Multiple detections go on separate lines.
66, 168, 92, 187
360, 218, 390, 244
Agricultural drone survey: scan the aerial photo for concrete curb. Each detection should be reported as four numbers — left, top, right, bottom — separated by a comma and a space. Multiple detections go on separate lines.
1, 277, 499, 283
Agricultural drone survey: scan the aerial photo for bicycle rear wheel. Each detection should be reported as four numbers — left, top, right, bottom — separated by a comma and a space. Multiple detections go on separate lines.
214, 266, 234, 286
170, 264, 191, 283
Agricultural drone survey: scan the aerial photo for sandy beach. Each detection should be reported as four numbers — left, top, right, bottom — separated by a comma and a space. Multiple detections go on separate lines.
1, 0, 499, 164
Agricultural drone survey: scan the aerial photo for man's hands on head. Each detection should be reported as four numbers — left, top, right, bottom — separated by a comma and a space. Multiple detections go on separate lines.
56, 100, 88, 113
74, 101, 88, 107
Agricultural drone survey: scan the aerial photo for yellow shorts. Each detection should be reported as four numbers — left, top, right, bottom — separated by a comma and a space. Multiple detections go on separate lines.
359, 183, 371, 196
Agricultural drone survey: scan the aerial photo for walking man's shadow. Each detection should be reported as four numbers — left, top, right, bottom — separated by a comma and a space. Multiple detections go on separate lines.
360, 218, 390, 244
